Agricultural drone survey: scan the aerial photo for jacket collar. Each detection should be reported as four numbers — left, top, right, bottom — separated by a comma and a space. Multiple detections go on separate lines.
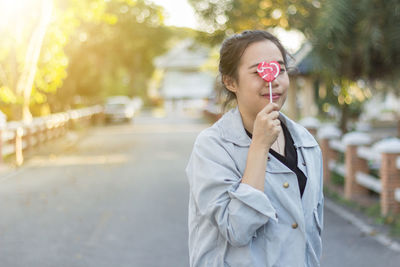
218, 107, 318, 148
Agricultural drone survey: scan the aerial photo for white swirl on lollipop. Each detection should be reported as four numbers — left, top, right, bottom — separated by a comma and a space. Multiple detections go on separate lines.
257, 61, 281, 103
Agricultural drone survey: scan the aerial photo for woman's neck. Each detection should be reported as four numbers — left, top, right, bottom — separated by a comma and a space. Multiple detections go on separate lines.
239, 108, 256, 134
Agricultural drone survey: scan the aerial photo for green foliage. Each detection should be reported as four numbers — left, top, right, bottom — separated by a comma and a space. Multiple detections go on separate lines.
188, 0, 321, 44
51, 0, 170, 111
310, 0, 400, 131
190, 0, 400, 131
0, 0, 110, 119
0, 0, 174, 118
392, 217, 400, 237
189, 0, 400, 82
331, 171, 344, 186
311, 0, 400, 81
0, 86, 17, 104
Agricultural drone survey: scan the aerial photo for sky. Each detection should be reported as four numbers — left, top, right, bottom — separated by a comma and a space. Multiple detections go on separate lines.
148, 0, 304, 52
0, 0, 304, 51
149, 0, 198, 29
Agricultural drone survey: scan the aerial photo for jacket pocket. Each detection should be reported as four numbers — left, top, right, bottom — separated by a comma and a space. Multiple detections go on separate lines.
309, 207, 323, 263
313, 207, 322, 236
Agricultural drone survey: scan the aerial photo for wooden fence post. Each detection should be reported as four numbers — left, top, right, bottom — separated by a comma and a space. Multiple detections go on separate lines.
0, 127, 3, 164
15, 127, 24, 166
342, 132, 371, 200
0, 106, 103, 168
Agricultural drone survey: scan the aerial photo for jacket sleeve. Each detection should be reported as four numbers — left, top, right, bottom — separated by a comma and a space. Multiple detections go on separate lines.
186, 132, 277, 247
317, 147, 324, 233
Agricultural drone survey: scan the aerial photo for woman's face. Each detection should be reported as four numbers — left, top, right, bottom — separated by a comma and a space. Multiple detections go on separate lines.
227, 40, 289, 118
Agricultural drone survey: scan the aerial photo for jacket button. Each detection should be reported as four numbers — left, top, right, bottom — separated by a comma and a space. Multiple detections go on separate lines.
302, 162, 306, 166
267, 156, 271, 161
283, 182, 289, 188
292, 222, 298, 229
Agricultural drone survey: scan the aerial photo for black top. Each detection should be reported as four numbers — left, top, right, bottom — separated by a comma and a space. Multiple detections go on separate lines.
245, 121, 307, 198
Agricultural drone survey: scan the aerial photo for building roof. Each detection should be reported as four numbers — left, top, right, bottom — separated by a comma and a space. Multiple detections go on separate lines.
154, 39, 215, 99
288, 42, 314, 75
154, 39, 210, 70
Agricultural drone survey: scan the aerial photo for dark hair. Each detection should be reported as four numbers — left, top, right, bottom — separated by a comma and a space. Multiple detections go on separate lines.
218, 30, 290, 111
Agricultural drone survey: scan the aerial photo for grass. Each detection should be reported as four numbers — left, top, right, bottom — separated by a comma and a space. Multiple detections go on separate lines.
331, 171, 345, 186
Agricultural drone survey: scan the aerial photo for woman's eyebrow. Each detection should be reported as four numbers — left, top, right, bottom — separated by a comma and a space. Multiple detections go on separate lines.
248, 60, 285, 69
248, 63, 260, 69
276, 60, 285, 66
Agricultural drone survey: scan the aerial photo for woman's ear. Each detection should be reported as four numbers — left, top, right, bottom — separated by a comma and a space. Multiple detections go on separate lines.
222, 75, 237, 93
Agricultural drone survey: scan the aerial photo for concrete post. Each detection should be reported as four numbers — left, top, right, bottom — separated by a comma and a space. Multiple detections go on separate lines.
317, 125, 342, 185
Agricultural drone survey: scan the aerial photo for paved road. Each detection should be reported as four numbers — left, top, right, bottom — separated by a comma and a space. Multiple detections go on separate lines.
0, 110, 399, 266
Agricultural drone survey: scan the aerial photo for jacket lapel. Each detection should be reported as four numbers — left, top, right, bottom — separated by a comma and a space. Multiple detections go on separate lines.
218, 108, 319, 233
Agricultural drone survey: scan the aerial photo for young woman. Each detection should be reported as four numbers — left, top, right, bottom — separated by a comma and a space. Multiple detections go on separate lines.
186, 30, 324, 267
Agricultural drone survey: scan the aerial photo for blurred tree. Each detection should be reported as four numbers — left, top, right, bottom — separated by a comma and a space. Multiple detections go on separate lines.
0, 0, 109, 120
16, 0, 53, 122
0, 0, 172, 119
189, 0, 399, 78
311, 0, 400, 131
51, 0, 170, 111
189, 0, 400, 132
188, 0, 321, 44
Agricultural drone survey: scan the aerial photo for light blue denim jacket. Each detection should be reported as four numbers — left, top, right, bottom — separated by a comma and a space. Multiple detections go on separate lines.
186, 107, 324, 267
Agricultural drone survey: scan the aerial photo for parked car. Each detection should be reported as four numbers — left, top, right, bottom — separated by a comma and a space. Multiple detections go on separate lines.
104, 96, 135, 123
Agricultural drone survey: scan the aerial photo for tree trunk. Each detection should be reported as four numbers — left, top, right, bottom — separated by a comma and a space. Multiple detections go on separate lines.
339, 103, 349, 134
397, 115, 400, 138
16, 0, 53, 123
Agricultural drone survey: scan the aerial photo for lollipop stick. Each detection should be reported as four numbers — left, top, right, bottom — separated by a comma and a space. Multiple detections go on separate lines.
269, 82, 272, 103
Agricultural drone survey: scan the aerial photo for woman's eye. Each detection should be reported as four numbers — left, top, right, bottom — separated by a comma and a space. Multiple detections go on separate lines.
279, 68, 286, 74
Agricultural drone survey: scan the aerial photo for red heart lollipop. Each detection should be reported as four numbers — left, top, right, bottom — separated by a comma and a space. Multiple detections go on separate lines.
257, 61, 281, 82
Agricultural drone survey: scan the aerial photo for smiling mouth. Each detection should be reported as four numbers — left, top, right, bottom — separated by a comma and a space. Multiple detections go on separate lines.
262, 94, 281, 100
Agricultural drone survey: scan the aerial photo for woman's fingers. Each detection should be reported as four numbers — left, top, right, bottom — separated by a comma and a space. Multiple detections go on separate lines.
268, 111, 280, 120
257, 104, 279, 121
260, 102, 279, 114
252, 102, 282, 148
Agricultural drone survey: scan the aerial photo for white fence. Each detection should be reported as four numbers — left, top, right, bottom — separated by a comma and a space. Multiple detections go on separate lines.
0, 105, 104, 166
301, 118, 400, 216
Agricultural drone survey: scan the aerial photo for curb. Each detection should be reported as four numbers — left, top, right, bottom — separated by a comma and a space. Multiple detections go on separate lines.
325, 197, 400, 253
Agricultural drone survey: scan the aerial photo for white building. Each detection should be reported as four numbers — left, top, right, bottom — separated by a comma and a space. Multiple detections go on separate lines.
154, 39, 215, 114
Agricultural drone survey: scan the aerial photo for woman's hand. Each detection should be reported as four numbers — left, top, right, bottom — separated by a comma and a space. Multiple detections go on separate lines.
242, 103, 281, 191
241, 103, 281, 191
251, 103, 281, 153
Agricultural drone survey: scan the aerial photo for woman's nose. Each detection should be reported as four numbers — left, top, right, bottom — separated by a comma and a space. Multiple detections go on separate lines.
270, 78, 279, 87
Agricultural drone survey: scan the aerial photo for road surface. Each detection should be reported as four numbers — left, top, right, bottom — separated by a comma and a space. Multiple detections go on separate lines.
0, 110, 398, 266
